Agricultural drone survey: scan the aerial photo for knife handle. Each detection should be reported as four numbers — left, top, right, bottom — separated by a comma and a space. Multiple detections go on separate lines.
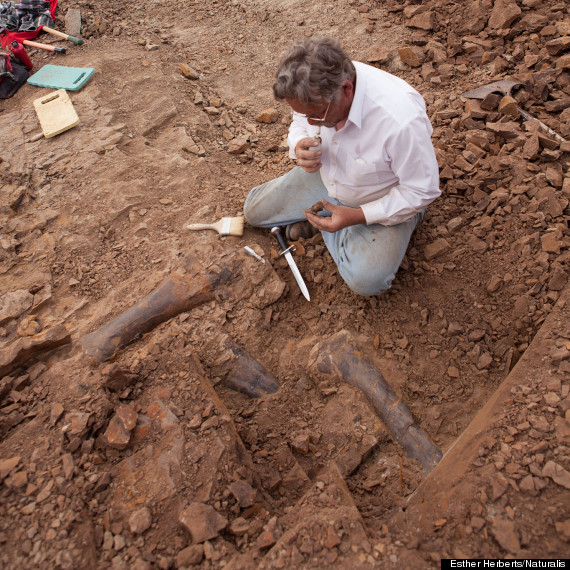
271, 226, 289, 254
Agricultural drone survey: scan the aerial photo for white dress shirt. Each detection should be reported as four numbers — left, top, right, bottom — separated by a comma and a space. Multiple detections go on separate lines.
287, 61, 441, 226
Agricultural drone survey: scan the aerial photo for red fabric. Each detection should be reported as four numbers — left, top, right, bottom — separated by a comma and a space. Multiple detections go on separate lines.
0, 0, 58, 49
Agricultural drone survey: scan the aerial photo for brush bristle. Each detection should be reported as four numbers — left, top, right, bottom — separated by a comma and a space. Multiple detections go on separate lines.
224, 216, 244, 236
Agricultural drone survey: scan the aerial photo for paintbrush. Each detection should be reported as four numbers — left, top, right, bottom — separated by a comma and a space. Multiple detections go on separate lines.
186, 216, 244, 237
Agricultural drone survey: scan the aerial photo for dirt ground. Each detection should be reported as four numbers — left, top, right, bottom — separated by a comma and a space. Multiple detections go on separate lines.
1, 0, 569, 568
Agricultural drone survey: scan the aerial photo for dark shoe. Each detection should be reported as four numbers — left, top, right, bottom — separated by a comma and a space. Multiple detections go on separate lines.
285, 221, 319, 241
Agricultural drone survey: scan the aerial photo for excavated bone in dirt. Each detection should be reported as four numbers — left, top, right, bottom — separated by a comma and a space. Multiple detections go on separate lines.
309, 330, 443, 472
213, 338, 279, 398
81, 252, 241, 362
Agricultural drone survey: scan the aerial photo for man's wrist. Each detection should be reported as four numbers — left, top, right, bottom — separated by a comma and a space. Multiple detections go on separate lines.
351, 207, 366, 225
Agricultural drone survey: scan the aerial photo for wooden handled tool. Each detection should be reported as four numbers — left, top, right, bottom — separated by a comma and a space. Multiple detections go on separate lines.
23, 39, 66, 53
186, 216, 244, 237
42, 26, 83, 45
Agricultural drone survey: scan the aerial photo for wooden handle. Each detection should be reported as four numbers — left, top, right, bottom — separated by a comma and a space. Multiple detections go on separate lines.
23, 39, 66, 53
42, 26, 83, 45
186, 223, 214, 231
518, 107, 567, 144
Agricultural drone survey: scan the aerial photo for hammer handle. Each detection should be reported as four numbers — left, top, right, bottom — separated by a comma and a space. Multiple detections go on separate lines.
23, 39, 66, 53
42, 26, 83, 45
518, 107, 566, 144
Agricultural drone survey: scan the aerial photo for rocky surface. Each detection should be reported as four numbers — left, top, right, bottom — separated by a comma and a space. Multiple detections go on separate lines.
0, 0, 569, 567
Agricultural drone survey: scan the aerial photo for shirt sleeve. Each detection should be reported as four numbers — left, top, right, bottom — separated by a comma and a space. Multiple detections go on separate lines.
287, 114, 310, 159
359, 114, 441, 226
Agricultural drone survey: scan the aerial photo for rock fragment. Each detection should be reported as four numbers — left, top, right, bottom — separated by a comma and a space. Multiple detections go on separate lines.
498, 96, 518, 118
177, 545, 204, 567
62, 453, 74, 479
398, 46, 424, 67
523, 134, 540, 160
228, 517, 250, 536
49, 402, 65, 426
179, 63, 199, 79
4, 470, 27, 489
128, 507, 152, 534
63, 411, 91, 436
50, 403, 65, 426
0, 456, 21, 479
487, 275, 503, 293
406, 10, 436, 31
542, 461, 570, 489
491, 518, 520, 553
227, 138, 249, 154
488, 0, 521, 29
367, 44, 392, 64
103, 404, 138, 449
101, 367, 141, 393
425, 238, 451, 260
179, 503, 228, 543
65, 8, 81, 37
257, 516, 282, 549
0, 324, 71, 378
0, 290, 33, 326
541, 230, 565, 254
255, 108, 279, 123
228, 480, 257, 508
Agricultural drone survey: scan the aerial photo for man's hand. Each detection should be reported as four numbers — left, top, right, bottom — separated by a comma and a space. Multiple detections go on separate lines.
295, 137, 322, 173
305, 199, 366, 232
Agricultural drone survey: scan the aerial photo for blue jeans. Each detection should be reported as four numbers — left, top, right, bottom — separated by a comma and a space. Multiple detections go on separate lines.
244, 167, 423, 296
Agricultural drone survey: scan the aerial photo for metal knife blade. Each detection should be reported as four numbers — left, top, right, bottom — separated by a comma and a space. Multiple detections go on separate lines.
283, 250, 311, 301
271, 226, 311, 301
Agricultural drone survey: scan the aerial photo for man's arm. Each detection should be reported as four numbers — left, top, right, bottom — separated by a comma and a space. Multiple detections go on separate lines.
306, 115, 439, 232
359, 115, 440, 226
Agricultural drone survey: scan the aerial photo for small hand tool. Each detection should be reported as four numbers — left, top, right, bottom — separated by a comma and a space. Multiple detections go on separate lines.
271, 226, 310, 301
42, 26, 83, 45
244, 246, 265, 263
186, 216, 244, 237
23, 39, 66, 54
461, 80, 566, 143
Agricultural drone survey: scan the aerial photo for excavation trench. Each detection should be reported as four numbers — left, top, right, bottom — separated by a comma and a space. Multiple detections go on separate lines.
70, 254, 570, 564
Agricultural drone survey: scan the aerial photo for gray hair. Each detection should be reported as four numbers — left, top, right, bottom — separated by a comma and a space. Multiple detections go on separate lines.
272, 38, 356, 105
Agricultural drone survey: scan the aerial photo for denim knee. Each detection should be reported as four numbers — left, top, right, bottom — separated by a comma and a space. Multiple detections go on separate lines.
243, 186, 263, 226
341, 266, 395, 296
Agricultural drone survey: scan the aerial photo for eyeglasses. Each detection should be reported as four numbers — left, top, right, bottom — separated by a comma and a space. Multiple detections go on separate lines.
292, 99, 332, 125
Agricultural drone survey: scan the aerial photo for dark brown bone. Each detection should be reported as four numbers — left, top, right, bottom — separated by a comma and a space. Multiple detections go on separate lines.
309, 331, 443, 472
81, 259, 234, 363
216, 339, 279, 398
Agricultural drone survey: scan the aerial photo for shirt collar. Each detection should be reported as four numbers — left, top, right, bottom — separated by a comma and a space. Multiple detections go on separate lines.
346, 62, 364, 129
